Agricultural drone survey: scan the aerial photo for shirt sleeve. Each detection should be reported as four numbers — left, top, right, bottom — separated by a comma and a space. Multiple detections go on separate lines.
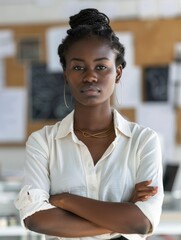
134, 130, 164, 235
14, 129, 55, 227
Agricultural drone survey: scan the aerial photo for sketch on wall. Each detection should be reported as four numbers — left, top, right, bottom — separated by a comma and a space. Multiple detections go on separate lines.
17, 38, 40, 62
28, 63, 73, 120
143, 65, 169, 102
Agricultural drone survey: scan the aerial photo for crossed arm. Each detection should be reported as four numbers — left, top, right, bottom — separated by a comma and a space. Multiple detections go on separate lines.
24, 180, 157, 238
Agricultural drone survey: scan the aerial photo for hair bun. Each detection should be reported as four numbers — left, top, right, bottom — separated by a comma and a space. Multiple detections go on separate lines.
69, 8, 110, 29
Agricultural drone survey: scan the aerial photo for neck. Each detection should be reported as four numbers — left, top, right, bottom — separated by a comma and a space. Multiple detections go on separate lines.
74, 105, 113, 131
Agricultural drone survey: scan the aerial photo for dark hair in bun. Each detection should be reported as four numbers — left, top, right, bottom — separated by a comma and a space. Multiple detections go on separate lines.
58, 8, 126, 70
69, 8, 110, 29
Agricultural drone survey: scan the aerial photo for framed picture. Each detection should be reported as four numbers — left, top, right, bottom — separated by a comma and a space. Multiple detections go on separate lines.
28, 63, 73, 120
163, 164, 179, 192
17, 38, 40, 62
143, 65, 169, 102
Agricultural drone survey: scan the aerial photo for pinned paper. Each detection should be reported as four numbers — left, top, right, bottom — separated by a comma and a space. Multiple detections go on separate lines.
0, 59, 5, 88
0, 88, 27, 143
46, 26, 68, 72
137, 103, 176, 160
116, 32, 135, 67
113, 66, 141, 108
0, 30, 16, 58
169, 62, 181, 107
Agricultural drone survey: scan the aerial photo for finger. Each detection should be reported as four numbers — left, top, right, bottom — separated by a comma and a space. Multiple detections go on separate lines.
135, 184, 158, 192
138, 186, 158, 193
138, 196, 150, 202
135, 180, 152, 188
138, 187, 158, 194
135, 181, 152, 190
135, 186, 158, 195
135, 189, 158, 199
131, 195, 150, 203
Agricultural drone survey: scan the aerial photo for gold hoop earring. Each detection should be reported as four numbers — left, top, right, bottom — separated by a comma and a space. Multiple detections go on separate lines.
116, 85, 121, 106
113, 84, 121, 108
64, 82, 72, 109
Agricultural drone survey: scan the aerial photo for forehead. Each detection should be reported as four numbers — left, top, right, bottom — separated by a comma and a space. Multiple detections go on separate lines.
65, 37, 116, 61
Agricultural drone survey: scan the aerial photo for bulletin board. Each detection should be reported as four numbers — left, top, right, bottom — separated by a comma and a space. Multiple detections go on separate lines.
1, 17, 181, 145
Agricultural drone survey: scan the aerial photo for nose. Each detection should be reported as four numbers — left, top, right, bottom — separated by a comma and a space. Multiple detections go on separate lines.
83, 69, 98, 83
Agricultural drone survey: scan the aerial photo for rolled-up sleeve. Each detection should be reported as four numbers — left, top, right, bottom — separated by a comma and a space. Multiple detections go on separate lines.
15, 185, 55, 227
118, 130, 164, 240
14, 129, 55, 227
134, 131, 164, 235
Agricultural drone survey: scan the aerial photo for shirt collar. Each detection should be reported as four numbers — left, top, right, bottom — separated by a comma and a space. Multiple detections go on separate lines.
113, 109, 132, 138
55, 110, 75, 139
55, 109, 132, 139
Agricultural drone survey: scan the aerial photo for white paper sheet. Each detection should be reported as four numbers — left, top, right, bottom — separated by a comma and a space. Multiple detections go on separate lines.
0, 59, 5, 88
0, 30, 16, 58
46, 26, 69, 72
174, 42, 181, 61
0, 88, 27, 143
137, 103, 176, 160
113, 66, 141, 108
168, 61, 181, 107
115, 32, 135, 67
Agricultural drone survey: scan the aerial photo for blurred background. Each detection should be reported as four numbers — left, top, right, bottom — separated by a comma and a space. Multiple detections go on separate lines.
0, 0, 181, 239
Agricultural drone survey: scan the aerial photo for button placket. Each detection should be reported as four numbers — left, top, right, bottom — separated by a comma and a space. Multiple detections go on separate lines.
80, 144, 99, 199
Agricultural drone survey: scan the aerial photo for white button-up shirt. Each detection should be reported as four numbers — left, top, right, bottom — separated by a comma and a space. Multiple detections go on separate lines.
15, 109, 164, 240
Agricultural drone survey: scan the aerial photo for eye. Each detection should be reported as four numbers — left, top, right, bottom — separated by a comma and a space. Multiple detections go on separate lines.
73, 66, 84, 71
96, 65, 107, 70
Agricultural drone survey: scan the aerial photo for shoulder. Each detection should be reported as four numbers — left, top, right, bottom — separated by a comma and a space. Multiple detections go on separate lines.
128, 121, 162, 156
26, 110, 74, 147
130, 121, 158, 138
130, 121, 160, 146
27, 121, 62, 146
114, 108, 158, 140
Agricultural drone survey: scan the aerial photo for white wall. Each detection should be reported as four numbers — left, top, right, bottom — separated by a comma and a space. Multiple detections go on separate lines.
0, 147, 25, 173
0, 0, 137, 25
0, 0, 181, 25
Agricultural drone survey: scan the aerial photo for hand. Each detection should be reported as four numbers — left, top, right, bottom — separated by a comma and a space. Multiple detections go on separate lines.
129, 180, 158, 203
49, 192, 71, 208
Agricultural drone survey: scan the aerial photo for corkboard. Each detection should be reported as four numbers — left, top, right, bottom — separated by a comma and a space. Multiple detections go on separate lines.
118, 108, 135, 122
176, 108, 181, 144
1, 18, 181, 145
112, 18, 181, 66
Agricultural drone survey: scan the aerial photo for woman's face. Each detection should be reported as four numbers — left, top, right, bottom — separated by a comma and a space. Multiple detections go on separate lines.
64, 37, 122, 107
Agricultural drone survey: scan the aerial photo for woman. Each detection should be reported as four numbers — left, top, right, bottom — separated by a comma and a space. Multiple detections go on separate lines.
15, 8, 163, 240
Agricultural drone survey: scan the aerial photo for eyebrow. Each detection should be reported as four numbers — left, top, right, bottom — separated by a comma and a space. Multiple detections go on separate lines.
70, 57, 110, 62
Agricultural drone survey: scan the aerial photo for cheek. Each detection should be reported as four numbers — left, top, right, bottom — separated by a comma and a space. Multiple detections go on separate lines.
103, 79, 116, 96
109, 84, 116, 96
67, 82, 79, 97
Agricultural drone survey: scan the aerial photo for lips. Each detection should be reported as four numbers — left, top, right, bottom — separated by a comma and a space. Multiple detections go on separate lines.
80, 85, 101, 93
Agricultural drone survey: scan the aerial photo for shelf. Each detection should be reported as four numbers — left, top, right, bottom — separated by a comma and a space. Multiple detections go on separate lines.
0, 225, 43, 237
0, 226, 28, 236
0, 191, 17, 203
155, 210, 181, 235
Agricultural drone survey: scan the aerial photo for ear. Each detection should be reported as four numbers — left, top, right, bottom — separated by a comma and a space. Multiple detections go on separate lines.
115, 65, 122, 83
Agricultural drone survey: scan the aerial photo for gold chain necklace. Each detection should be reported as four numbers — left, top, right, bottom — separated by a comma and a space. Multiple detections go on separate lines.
75, 125, 114, 138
